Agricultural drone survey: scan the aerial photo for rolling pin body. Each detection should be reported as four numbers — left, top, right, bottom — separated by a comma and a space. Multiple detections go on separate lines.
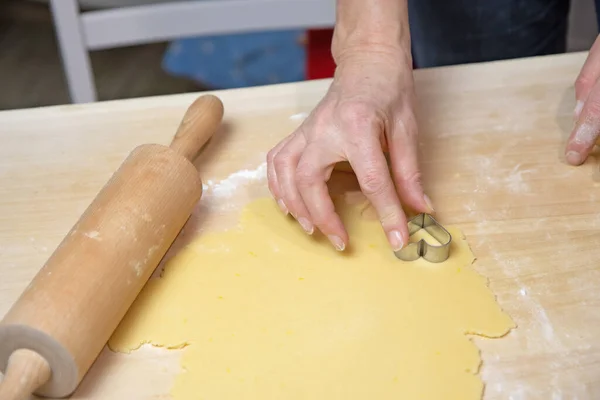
0, 94, 224, 399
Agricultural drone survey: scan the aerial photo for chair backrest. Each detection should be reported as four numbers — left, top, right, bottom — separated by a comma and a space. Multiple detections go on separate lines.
50, 0, 335, 103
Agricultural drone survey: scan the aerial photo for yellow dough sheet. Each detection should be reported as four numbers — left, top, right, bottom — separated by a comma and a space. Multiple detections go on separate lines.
109, 196, 515, 400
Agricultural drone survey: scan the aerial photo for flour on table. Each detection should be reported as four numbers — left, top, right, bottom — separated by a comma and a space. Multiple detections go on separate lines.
289, 112, 308, 121
201, 162, 268, 211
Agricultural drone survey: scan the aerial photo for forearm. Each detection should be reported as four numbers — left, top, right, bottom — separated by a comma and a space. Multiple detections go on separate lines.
331, 0, 411, 64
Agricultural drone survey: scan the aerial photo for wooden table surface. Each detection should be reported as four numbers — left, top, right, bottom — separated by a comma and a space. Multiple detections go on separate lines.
1, 51, 599, 399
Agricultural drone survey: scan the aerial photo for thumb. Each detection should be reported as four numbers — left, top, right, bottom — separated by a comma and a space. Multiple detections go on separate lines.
566, 81, 600, 165
574, 34, 600, 118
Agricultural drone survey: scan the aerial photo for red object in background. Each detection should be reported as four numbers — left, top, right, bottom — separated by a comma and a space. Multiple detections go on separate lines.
306, 29, 336, 80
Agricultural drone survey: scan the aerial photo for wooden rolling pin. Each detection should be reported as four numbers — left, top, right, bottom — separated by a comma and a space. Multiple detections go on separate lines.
0, 94, 224, 399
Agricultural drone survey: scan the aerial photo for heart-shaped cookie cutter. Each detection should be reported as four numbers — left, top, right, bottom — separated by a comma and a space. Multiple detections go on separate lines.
394, 213, 452, 263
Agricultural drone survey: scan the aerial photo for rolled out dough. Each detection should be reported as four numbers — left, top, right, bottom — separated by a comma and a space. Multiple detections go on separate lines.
109, 195, 515, 399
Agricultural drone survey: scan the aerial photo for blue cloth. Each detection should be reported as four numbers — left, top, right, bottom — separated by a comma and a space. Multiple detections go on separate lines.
408, 0, 577, 68
162, 30, 306, 89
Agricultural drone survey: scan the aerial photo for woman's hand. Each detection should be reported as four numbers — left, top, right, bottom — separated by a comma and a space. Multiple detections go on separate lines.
566, 34, 600, 165
266, 49, 433, 252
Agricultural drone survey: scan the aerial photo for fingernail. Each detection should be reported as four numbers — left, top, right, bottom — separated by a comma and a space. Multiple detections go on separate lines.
566, 150, 583, 165
328, 235, 345, 251
387, 230, 404, 252
424, 194, 435, 213
277, 199, 289, 215
574, 100, 584, 118
297, 217, 314, 235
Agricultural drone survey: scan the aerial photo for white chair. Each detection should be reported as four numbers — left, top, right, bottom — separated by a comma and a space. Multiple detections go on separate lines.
49, 0, 335, 103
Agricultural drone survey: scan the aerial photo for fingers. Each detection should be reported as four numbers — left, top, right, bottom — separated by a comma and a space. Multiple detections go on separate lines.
567, 35, 600, 165
272, 134, 316, 235
348, 138, 409, 252
266, 135, 293, 214
574, 34, 600, 118
296, 144, 348, 250
565, 78, 600, 165
388, 111, 433, 214
269, 133, 348, 251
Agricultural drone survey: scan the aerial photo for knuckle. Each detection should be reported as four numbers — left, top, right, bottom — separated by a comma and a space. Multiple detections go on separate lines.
359, 167, 391, 197
394, 112, 418, 137
310, 108, 331, 130
272, 153, 288, 172
393, 119, 417, 141
295, 162, 319, 188
379, 208, 404, 226
400, 169, 423, 187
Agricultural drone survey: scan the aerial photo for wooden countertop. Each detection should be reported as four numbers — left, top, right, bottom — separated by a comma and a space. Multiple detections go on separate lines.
1, 51, 598, 399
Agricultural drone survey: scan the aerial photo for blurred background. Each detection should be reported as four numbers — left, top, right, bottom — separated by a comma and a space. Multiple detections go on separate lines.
0, 0, 597, 111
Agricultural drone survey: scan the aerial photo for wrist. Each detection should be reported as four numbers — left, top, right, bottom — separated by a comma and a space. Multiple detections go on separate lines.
331, 1, 411, 67
332, 42, 412, 70
330, 49, 415, 98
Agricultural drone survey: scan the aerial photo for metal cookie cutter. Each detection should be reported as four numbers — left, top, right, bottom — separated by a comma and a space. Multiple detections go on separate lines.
394, 213, 452, 263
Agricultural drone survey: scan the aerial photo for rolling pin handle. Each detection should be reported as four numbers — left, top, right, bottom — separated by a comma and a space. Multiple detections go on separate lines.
169, 94, 225, 162
0, 349, 51, 400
